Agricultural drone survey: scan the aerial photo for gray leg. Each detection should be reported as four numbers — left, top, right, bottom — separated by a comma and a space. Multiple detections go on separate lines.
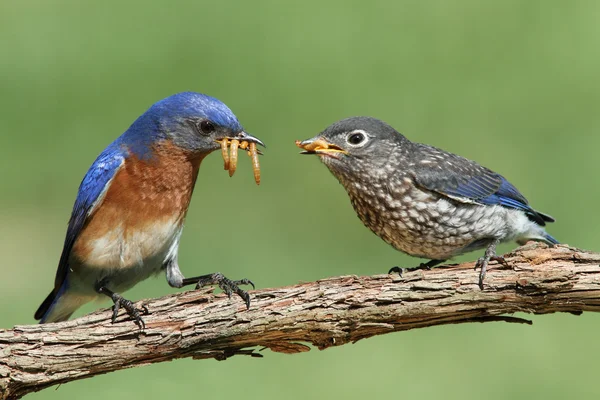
165, 256, 185, 288
474, 239, 505, 290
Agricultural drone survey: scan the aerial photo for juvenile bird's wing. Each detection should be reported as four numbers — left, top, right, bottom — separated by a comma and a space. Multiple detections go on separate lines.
53, 142, 126, 290
412, 144, 553, 226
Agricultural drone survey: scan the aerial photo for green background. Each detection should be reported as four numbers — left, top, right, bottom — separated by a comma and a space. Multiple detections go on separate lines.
1, 0, 599, 399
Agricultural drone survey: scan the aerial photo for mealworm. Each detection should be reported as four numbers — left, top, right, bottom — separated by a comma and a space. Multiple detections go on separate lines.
228, 139, 239, 177
220, 139, 230, 170
249, 142, 260, 185
239, 141, 249, 150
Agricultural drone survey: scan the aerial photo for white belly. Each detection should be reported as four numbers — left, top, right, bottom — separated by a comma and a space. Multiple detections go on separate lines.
69, 218, 184, 294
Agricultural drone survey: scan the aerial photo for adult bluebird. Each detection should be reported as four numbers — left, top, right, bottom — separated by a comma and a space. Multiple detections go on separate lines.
297, 117, 557, 288
35, 92, 265, 327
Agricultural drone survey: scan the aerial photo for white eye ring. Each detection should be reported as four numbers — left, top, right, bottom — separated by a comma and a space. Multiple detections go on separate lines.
346, 130, 369, 147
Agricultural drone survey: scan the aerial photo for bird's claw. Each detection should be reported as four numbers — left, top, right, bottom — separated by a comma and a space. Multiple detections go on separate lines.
490, 255, 509, 268
232, 278, 256, 290
474, 256, 488, 290
475, 253, 509, 290
195, 272, 254, 309
418, 262, 432, 270
388, 266, 405, 276
389, 259, 443, 276
110, 293, 146, 330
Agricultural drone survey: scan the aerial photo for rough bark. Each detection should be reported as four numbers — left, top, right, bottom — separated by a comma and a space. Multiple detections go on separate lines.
1, 243, 599, 399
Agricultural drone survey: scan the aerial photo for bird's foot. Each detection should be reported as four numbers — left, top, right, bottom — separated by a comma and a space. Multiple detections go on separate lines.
388, 259, 445, 277
388, 266, 405, 276
490, 255, 510, 268
189, 272, 255, 309
111, 293, 147, 330
474, 256, 490, 290
97, 286, 147, 330
474, 255, 509, 289
474, 239, 501, 290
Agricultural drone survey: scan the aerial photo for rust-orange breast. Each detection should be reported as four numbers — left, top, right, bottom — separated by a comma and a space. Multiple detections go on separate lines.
72, 141, 203, 268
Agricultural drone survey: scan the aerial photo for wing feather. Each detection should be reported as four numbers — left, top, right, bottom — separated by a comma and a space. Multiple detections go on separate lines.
412, 145, 550, 226
53, 142, 126, 289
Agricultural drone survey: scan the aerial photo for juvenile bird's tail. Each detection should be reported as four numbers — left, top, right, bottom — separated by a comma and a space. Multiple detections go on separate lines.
517, 231, 559, 246
535, 210, 555, 224
529, 208, 558, 244
35, 284, 93, 323
542, 232, 560, 245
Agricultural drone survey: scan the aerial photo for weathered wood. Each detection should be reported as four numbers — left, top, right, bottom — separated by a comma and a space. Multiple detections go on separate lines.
1, 243, 599, 399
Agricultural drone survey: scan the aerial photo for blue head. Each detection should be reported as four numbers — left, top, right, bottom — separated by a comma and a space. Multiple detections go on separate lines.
122, 92, 263, 158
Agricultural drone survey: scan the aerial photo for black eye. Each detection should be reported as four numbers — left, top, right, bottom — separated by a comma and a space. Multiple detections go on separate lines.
198, 120, 215, 135
347, 132, 366, 145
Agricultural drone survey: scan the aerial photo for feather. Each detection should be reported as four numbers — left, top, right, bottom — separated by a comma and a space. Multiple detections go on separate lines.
413, 144, 553, 226
53, 142, 126, 291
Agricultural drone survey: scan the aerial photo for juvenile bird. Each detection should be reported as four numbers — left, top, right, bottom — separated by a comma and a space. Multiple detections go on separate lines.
35, 92, 264, 327
297, 117, 557, 288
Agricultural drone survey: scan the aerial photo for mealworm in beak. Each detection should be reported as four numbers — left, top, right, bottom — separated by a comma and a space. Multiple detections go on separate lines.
220, 138, 261, 184
220, 139, 230, 170
228, 139, 239, 177
249, 142, 260, 185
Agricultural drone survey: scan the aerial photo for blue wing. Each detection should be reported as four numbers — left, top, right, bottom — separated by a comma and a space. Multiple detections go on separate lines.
413, 145, 554, 226
53, 141, 126, 290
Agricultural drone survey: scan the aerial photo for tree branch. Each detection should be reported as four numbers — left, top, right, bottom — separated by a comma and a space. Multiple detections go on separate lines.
2, 243, 599, 399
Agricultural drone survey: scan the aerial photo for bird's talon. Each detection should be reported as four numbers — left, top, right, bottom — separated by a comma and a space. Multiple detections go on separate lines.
478, 272, 485, 290
190, 272, 253, 309
232, 278, 255, 290
476, 257, 491, 290
474, 257, 484, 271
491, 255, 509, 267
388, 266, 403, 276
111, 302, 120, 323
135, 317, 146, 331
106, 290, 146, 329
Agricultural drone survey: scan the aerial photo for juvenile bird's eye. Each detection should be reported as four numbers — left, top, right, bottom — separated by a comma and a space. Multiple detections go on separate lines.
347, 132, 366, 145
198, 120, 215, 135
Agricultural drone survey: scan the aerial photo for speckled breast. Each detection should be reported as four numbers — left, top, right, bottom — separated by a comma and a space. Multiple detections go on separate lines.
341, 174, 506, 260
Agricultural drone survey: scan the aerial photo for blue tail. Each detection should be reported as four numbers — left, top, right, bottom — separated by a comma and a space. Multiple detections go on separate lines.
35, 282, 92, 323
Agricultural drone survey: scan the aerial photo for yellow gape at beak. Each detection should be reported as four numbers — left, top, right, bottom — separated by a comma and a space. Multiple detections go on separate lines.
295, 138, 348, 155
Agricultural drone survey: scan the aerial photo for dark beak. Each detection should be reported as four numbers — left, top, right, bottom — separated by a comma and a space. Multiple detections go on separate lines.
233, 131, 266, 148
216, 131, 266, 154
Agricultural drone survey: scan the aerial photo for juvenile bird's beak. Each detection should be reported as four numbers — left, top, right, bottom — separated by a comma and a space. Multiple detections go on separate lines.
295, 137, 348, 156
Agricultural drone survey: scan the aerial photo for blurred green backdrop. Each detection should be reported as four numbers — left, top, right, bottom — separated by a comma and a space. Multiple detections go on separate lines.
1, 0, 599, 399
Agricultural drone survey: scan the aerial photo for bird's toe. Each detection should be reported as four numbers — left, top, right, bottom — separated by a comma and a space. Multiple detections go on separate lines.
388, 266, 404, 276
109, 293, 146, 330
193, 272, 254, 309
491, 255, 510, 268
